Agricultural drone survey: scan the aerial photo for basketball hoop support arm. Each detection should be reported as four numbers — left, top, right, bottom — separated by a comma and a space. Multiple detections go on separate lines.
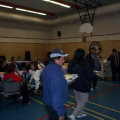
74, 0, 101, 29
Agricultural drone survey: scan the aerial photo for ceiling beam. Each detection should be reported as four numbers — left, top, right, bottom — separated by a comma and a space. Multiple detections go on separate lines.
0, 1, 55, 16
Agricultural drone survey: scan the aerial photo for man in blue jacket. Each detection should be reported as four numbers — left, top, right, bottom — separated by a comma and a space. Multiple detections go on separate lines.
42, 49, 69, 120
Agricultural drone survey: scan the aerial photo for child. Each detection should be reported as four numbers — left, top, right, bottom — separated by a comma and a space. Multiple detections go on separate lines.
11, 57, 21, 76
21, 66, 30, 104
30, 61, 41, 94
37, 58, 45, 71
21, 66, 31, 82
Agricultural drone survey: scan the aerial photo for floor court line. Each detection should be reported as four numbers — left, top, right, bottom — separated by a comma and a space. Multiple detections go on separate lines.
31, 97, 103, 120
31, 96, 119, 120
32, 85, 120, 120
67, 101, 116, 120
30, 97, 44, 105
65, 104, 104, 120
85, 108, 116, 120
67, 85, 120, 109
84, 112, 104, 120
88, 101, 120, 114
88, 85, 120, 100
37, 115, 49, 120
68, 96, 120, 114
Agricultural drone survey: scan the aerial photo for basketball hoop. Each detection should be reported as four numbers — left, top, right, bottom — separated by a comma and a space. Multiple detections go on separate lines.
80, 32, 87, 42
79, 23, 93, 42
80, 32, 87, 36
79, 23, 93, 34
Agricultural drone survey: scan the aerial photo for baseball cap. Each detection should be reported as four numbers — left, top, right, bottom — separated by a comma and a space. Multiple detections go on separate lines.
50, 49, 69, 58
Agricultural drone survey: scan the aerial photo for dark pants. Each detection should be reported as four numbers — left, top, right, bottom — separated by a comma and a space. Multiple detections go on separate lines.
93, 75, 98, 88
45, 104, 68, 120
111, 67, 120, 81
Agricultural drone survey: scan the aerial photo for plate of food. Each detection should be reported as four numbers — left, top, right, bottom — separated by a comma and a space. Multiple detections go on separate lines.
64, 74, 78, 85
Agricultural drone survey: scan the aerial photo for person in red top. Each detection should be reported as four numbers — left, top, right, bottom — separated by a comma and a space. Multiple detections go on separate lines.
4, 64, 23, 82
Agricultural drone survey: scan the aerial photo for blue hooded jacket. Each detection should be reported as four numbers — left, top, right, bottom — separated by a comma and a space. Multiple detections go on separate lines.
42, 62, 68, 117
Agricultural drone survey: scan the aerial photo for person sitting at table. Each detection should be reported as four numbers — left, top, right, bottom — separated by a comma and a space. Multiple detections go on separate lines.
4, 64, 23, 83
0, 57, 7, 91
4, 64, 30, 104
29, 61, 41, 94
0, 58, 7, 72
11, 56, 15, 61
17, 56, 22, 61
21, 66, 31, 82
37, 58, 45, 71
11, 57, 21, 76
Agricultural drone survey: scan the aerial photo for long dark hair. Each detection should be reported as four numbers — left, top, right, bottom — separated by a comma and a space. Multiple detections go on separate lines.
68, 48, 86, 74
73, 48, 85, 62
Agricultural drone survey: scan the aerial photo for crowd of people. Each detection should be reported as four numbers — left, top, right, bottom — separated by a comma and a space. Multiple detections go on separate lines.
0, 56, 45, 103
0, 48, 120, 120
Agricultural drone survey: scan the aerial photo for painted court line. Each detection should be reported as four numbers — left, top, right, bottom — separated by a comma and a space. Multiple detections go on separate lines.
37, 115, 49, 120
32, 85, 120, 120
88, 85, 120, 100
88, 101, 120, 114
84, 112, 104, 120
65, 104, 103, 120
32, 99, 103, 120
67, 85, 120, 109
30, 97, 44, 105
67, 101, 116, 120
68, 96, 120, 114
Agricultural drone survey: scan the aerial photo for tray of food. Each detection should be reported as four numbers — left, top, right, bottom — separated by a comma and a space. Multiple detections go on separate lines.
64, 74, 78, 85
93, 70, 99, 75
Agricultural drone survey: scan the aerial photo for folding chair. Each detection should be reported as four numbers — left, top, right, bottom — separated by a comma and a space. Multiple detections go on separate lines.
2, 81, 21, 107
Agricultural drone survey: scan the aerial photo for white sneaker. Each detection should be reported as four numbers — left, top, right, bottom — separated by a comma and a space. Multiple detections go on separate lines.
70, 115, 75, 120
77, 114, 87, 118
19, 96, 23, 100
91, 88, 94, 91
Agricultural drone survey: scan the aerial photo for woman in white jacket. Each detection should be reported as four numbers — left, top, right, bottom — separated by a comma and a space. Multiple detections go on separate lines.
30, 62, 41, 94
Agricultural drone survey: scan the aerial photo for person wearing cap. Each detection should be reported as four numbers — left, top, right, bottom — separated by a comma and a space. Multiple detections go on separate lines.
107, 49, 120, 81
86, 47, 101, 90
42, 49, 68, 120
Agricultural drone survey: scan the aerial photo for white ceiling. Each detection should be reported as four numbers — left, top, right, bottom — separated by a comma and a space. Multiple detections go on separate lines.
0, 0, 119, 20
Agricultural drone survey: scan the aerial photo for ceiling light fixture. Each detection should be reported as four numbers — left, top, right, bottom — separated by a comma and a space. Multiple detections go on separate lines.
16, 8, 46, 16
42, 0, 71, 8
0, 4, 13, 9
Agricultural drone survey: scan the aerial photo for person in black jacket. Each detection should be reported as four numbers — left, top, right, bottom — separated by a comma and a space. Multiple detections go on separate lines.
86, 47, 101, 90
107, 49, 120, 81
68, 48, 94, 120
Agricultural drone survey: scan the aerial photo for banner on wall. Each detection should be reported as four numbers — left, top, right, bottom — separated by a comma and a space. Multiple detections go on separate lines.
89, 42, 102, 54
